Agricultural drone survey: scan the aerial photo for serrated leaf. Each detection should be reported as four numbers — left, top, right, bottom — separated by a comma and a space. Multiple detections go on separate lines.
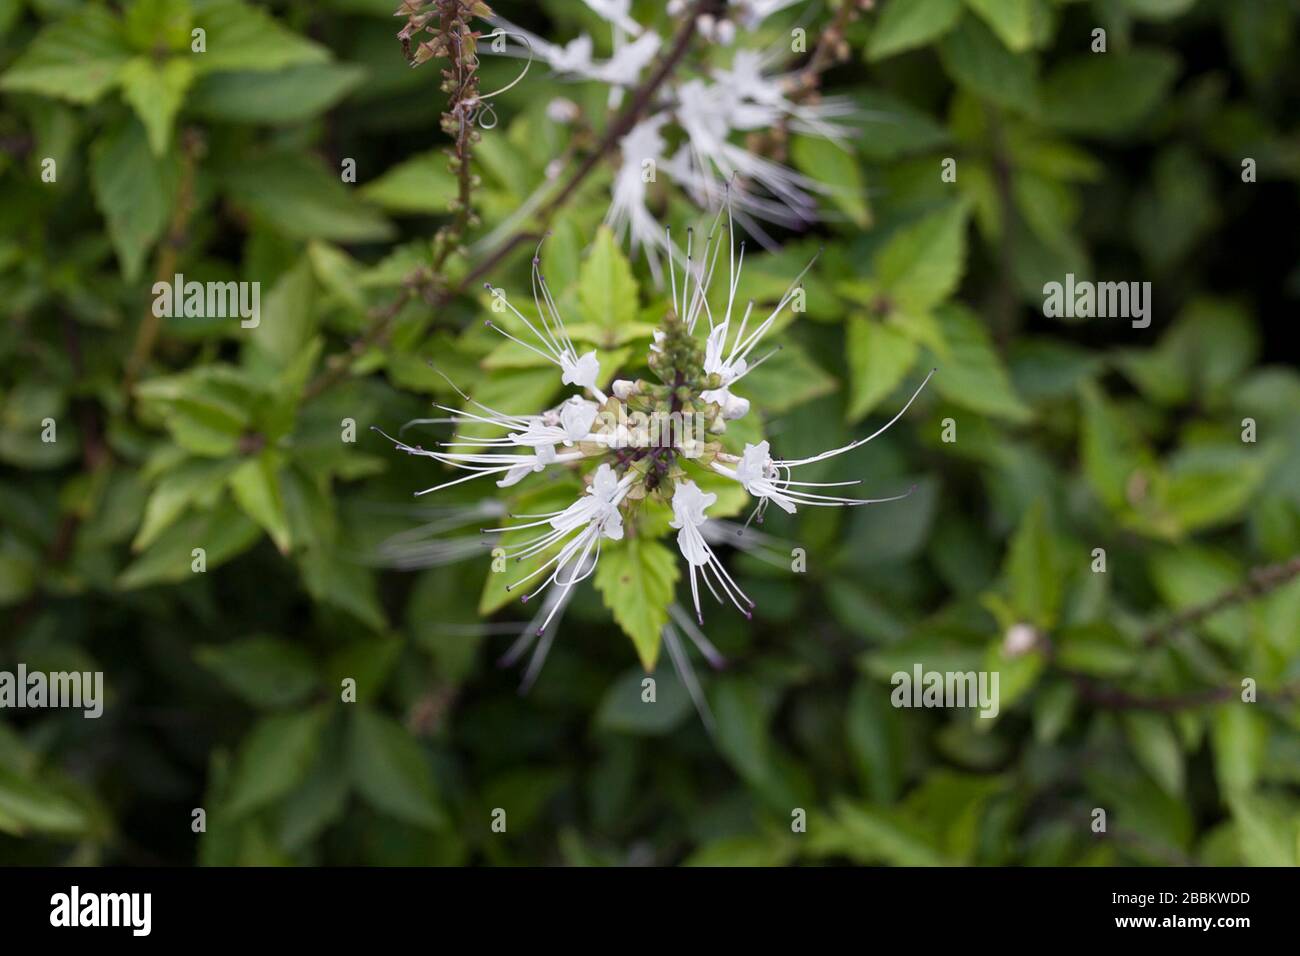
119, 55, 195, 155
578, 226, 638, 332
931, 304, 1032, 422
877, 202, 971, 313
0, 8, 132, 103
845, 318, 918, 423
593, 537, 679, 671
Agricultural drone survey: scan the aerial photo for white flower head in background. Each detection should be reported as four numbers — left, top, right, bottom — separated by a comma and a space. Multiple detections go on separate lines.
488, 0, 859, 257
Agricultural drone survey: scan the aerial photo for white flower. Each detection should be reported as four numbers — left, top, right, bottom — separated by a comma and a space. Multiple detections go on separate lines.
484, 464, 634, 634
607, 116, 671, 279
670, 479, 753, 623
732, 0, 805, 30
581, 0, 643, 36
486, 4, 851, 250
485, 253, 607, 403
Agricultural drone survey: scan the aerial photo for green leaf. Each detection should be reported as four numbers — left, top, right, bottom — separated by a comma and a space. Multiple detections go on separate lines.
124, 0, 194, 52
790, 135, 869, 227
301, 549, 387, 630
196, 635, 319, 709
578, 225, 639, 333
1223, 0, 1295, 87
1228, 792, 1299, 866
118, 500, 262, 589
595, 667, 692, 735
1123, 712, 1185, 797
1003, 499, 1060, 628
188, 63, 365, 125
348, 708, 446, 830
827, 798, 950, 866
0, 766, 92, 837
1041, 51, 1180, 136
0, 8, 132, 103
223, 707, 328, 818
939, 14, 1038, 113
868, 0, 963, 60
741, 340, 838, 414
246, 256, 317, 368
360, 149, 458, 214
845, 318, 919, 423
91, 119, 179, 281
1211, 704, 1267, 796
963, 0, 1041, 52
193, 0, 331, 73
134, 457, 241, 550
846, 679, 904, 803
931, 304, 1032, 422
224, 152, 393, 243
118, 55, 195, 155
684, 833, 796, 867
593, 537, 680, 671
228, 452, 292, 554
1078, 381, 1152, 511
876, 202, 971, 313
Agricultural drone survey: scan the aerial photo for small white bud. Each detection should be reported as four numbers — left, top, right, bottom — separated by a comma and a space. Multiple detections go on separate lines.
1003, 623, 1038, 657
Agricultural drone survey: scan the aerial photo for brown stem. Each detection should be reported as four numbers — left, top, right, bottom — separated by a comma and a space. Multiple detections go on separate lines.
123, 129, 202, 395
1142, 553, 1300, 646
1069, 676, 1299, 712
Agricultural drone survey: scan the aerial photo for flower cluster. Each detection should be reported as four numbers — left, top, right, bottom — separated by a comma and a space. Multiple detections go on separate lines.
380, 210, 931, 704
488, 0, 857, 272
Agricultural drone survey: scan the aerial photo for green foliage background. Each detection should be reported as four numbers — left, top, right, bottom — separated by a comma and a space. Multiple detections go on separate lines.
2, 0, 1299, 866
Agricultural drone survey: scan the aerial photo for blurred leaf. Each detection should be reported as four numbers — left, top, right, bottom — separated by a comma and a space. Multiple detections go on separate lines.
940, 14, 1038, 113
91, 118, 178, 280
224, 707, 328, 819
196, 635, 319, 709
224, 152, 393, 243
119, 55, 194, 155
791, 135, 869, 226
348, 708, 446, 830
868, 0, 962, 60
0, 7, 131, 103
188, 63, 366, 124
1123, 712, 1185, 797
360, 148, 458, 215
1040, 51, 1179, 135
845, 319, 918, 423
1003, 498, 1060, 628
228, 452, 292, 554
931, 304, 1032, 422
1211, 704, 1267, 797
193, 0, 331, 73
595, 667, 692, 735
